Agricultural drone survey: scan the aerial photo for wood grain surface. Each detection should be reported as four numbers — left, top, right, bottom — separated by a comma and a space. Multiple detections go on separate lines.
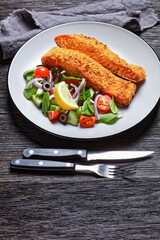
0, 1, 160, 239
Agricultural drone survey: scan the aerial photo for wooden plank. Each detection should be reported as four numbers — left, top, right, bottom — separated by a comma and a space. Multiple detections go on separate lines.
0, 0, 160, 239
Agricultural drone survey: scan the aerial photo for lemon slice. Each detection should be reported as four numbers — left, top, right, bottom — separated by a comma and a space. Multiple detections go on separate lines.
54, 81, 78, 110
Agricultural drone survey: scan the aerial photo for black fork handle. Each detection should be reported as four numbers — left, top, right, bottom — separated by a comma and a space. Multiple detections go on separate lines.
10, 159, 75, 172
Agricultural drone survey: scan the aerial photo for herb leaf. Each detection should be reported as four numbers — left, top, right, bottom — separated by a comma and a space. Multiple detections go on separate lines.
96, 113, 118, 124
23, 70, 35, 83
62, 75, 82, 81
23, 86, 37, 100
23, 69, 37, 100
109, 97, 118, 114
79, 81, 86, 101
42, 92, 50, 116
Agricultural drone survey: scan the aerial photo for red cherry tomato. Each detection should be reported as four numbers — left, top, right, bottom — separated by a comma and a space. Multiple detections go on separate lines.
49, 89, 55, 95
97, 95, 112, 112
79, 115, 96, 128
34, 66, 49, 78
47, 111, 59, 121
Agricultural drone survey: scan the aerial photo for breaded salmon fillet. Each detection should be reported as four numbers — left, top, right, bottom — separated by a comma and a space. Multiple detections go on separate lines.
41, 47, 136, 106
55, 34, 146, 82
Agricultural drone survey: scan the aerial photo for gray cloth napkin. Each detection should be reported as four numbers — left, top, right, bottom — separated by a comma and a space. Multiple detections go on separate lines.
0, 0, 159, 60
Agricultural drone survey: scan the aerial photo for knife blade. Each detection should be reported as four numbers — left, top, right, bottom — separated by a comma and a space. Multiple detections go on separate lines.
23, 148, 154, 162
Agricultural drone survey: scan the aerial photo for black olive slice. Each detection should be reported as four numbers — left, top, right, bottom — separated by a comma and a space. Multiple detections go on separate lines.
58, 112, 68, 125
53, 73, 62, 83
78, 99, 85, 106
42, 81, 53, 92
51, 67, 61, 75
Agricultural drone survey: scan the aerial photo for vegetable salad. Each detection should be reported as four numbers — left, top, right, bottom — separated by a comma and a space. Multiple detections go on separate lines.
23, 65, 120, 128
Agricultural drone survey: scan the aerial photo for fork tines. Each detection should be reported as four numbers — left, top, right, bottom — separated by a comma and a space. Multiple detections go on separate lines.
108, 165, 136, 179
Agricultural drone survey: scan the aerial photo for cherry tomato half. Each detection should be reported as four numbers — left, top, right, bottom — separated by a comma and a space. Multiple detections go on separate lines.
79, 115, 96, 128
47, 111, 60, 121
49, 89, 55, 95
97, 95, 112, 112
34, 66, 49, 78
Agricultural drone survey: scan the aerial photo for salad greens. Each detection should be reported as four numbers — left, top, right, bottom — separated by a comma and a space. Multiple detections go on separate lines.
23, 69, 38, 100
80, 98, 94, 116
42, 92, 50, 116
23, 69, 35, 82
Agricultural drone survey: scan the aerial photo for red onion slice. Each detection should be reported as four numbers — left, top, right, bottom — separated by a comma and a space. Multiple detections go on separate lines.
49, 94, 55, 100
74, 91, 80, 102
25, 78, 42, 89
94, 94, 102, 120
61, 70, 66, 74
52, 86, 55, 92
49, 71, 53, 83
90, 99, 94, 104
69, 88, 74, 92
72, 78, 85, 99
33, 81, 43, 88
69, 83, 79, 102
70, 83, 78, 92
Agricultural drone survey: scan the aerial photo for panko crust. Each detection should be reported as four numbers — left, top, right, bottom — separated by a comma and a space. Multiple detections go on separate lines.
55, 34, 146, 82
41, 47, 136, 106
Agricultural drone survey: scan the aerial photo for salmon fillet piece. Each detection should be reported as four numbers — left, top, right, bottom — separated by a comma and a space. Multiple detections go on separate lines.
55, 34, 146, 82
41, 47, 136, 106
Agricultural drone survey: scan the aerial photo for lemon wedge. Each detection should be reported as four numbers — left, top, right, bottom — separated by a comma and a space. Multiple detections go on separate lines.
54, 81, 78, 110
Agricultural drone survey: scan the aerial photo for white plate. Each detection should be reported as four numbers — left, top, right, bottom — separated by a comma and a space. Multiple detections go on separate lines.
8, 22, 160, 140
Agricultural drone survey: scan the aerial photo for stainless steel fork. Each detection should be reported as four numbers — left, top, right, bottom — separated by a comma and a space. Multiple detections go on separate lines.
75, 163, 121, 178
10, 159, 133, 178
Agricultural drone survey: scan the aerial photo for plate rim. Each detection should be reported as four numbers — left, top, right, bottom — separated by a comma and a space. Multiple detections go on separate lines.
7, 21, 160, 140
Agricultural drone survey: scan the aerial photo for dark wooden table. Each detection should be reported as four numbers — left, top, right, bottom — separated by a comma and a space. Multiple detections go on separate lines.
0, 1, 160, 239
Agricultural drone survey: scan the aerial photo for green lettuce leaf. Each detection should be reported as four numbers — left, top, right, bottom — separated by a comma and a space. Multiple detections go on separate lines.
81, 98, 94, 116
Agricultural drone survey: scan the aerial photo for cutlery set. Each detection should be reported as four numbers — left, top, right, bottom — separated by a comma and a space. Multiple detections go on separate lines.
10, 148, 154, 178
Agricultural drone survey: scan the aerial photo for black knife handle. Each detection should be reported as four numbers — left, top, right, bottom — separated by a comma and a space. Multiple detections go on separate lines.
10, 159, 75, 172
23, 148, 87, 160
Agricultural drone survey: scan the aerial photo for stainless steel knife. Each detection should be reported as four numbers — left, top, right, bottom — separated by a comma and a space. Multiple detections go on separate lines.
23, 148, 154, 162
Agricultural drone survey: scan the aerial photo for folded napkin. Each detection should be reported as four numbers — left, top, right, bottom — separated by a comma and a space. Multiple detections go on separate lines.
0, 0, 159, 59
